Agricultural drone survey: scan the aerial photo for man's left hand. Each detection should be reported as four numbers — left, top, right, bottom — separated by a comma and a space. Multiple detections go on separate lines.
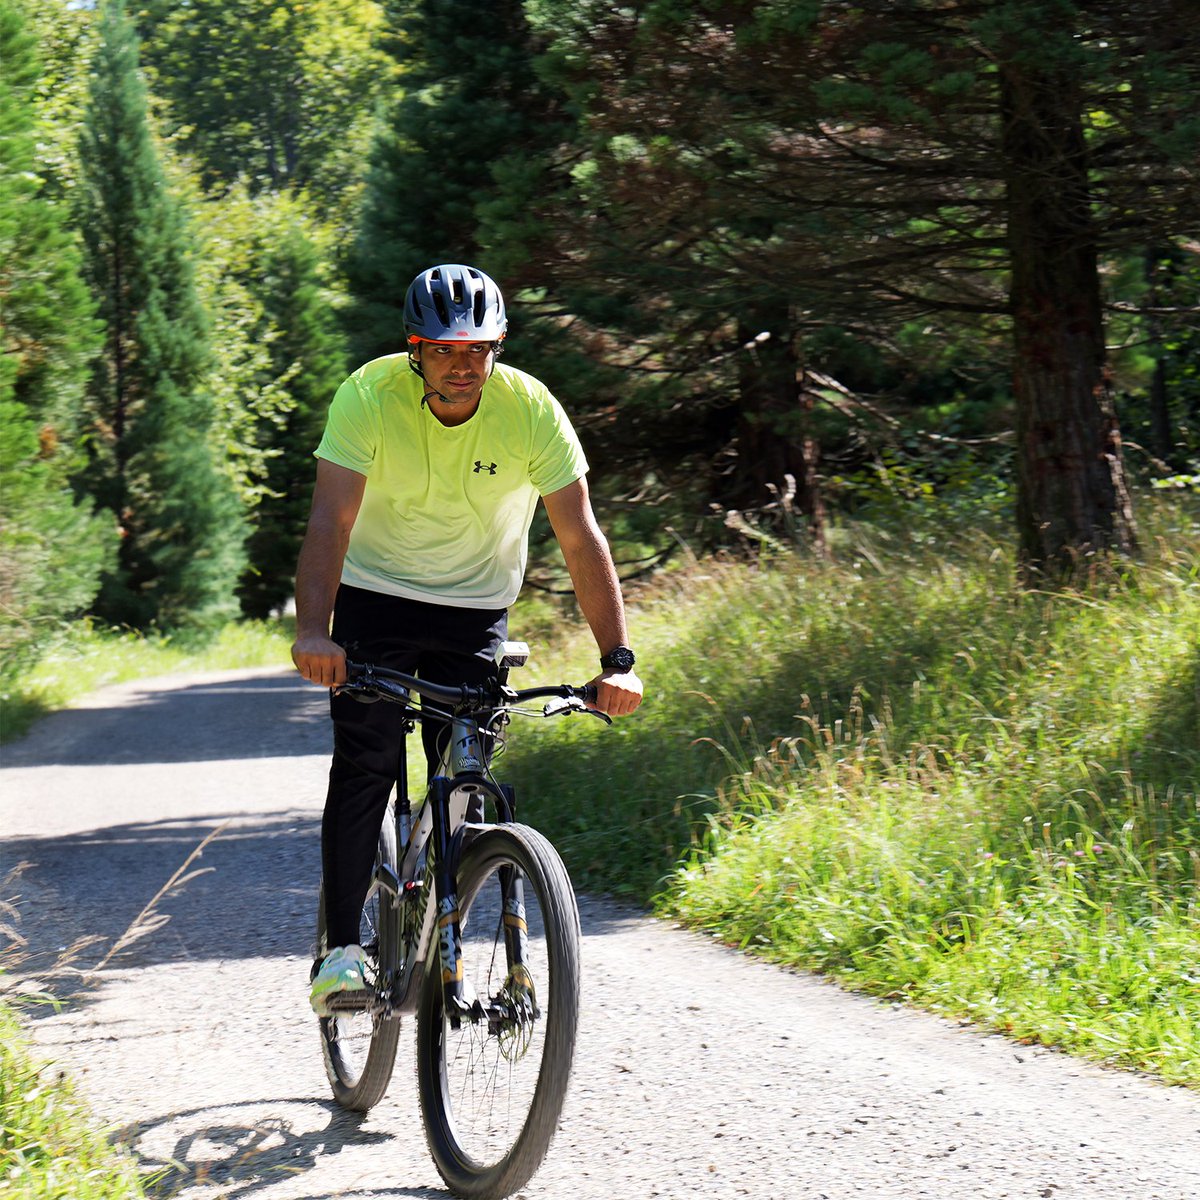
588, 669, 643, 717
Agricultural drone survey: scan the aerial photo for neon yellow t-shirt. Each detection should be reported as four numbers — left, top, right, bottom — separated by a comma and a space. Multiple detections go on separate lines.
315, 355, 588, 608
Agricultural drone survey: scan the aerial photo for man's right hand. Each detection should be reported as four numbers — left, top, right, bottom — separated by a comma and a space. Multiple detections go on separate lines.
291, 634, 348, 688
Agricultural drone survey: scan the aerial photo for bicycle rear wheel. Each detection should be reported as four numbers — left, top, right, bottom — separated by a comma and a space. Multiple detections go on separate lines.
316, 805, 401, 1111
416, 823, 581, 1199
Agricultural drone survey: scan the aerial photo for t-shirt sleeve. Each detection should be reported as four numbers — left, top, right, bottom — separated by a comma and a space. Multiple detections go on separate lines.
314, 375, 377, 474
529, 393, 589, 496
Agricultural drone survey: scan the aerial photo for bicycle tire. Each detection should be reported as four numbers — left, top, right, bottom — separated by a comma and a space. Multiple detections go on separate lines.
416, 823, 581, 1199
316, 807, 402, 1111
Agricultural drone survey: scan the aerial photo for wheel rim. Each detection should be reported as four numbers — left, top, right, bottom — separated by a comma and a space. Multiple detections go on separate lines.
437, 858, 553, 1168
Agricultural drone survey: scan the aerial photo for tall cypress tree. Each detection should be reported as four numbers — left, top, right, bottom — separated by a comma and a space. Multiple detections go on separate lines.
76, 0, 244, 633
0, 0, 113, 684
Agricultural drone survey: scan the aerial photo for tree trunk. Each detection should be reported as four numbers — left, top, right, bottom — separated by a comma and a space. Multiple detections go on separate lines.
1000, 50, 1137, 582
733, 314, 825, 553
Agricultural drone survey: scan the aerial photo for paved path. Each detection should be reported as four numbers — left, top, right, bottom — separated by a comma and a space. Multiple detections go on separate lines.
2, 668, 1198, 1199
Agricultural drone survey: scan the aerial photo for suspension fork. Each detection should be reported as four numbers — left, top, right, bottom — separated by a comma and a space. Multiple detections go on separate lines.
432, 713, 492, 1009
500, 865, 531, 987
432, 705, 528, 1020
494, 783, 531, 980
431, 770, 532, 1018
428, 774, 469, 1021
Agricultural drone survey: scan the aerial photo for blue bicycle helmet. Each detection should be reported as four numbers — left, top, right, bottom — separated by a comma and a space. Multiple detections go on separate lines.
403, 264, 507, 343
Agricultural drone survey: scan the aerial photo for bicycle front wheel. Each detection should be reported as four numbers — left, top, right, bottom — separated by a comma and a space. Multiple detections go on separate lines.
316, 806, 401, 1111
416, 823, 581, 1199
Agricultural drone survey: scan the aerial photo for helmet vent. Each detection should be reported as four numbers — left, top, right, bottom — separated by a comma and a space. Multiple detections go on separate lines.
432, 289, 450, 326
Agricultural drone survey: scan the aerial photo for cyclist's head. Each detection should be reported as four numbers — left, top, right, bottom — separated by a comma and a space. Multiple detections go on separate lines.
403, 264, 507, 350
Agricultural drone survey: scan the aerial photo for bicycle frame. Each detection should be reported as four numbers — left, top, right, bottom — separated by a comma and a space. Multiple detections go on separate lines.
346, 692, 527, 1028
324, 655, 601, 1029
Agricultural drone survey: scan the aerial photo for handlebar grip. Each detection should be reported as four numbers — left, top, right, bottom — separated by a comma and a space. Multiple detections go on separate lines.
582, 684, 598, 704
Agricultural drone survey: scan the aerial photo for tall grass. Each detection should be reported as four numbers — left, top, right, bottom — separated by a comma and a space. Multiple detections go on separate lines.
2, 872, 151, 1197
504, 493, 1200, 1084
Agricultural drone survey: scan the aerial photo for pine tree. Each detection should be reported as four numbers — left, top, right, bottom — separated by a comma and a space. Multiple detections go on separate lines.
344, 0, 565, 362
76, 0, 245, 633
0, 0, 113, 685
526, 0, 1200, 579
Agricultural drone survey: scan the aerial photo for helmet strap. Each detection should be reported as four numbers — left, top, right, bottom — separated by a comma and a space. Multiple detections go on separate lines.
407, 349, 441, 407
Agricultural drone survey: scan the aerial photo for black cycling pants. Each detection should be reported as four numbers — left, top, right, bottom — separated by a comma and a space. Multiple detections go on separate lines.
321, 585, 507, 951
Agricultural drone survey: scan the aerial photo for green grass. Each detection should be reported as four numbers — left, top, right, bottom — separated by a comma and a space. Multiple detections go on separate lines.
504, 492, 1200, 1085
0, 1001, 152, 1198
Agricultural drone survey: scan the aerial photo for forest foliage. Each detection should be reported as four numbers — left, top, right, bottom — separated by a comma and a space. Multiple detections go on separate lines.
1, 0, 1198, 690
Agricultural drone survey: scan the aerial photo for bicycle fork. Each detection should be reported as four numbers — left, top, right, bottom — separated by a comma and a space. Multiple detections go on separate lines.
431, 717, 533, 1029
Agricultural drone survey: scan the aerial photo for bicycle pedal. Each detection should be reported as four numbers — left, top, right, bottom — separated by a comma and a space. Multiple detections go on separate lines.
324, 989, 372, 1013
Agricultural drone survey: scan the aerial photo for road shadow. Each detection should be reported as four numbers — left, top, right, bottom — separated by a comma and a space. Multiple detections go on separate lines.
2, 670, 331, 767
4, 810, 323, 989
113, 1097, 445, 1199
4, 804, 649, 1015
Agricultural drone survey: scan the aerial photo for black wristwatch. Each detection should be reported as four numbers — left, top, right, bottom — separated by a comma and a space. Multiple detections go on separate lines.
599, 645, 636, 673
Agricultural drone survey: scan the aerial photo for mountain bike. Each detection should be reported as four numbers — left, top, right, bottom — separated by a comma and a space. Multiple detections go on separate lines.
313, 641, 608, 1200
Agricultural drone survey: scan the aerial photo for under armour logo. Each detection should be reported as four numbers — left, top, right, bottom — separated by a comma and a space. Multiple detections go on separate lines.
473, 461, 497, 475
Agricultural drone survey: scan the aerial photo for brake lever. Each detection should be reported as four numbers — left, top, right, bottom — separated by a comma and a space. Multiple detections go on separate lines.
336, 675, 409, 706
542, 696, 613, 725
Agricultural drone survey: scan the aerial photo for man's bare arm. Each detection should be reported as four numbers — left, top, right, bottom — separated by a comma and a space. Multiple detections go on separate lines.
542, 477, 643, 717
291, 459, 367, 688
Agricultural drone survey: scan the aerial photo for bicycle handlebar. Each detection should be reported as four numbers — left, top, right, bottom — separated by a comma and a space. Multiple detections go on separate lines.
341, 659, 598, 711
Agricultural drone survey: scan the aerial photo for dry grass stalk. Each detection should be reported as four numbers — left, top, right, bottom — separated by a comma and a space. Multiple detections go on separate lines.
85, 820, 231, 979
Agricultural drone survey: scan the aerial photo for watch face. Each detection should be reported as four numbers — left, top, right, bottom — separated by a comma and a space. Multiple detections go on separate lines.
603, 647, 635, 672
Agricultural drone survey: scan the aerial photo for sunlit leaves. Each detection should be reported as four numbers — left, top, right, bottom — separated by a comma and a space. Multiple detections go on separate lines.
133, 0, 394, 224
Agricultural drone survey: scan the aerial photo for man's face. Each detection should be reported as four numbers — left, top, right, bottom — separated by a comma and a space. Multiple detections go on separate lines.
413, 341, 495, 409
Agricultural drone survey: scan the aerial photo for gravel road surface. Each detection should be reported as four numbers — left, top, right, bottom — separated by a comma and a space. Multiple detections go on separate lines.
2, 667, 1198, 1200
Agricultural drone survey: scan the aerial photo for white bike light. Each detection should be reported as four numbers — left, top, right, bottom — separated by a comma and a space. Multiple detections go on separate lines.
495, 640, 530, 669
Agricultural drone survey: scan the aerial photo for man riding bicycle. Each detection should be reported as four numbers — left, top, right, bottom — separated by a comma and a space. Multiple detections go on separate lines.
290, 264, 643, 1014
